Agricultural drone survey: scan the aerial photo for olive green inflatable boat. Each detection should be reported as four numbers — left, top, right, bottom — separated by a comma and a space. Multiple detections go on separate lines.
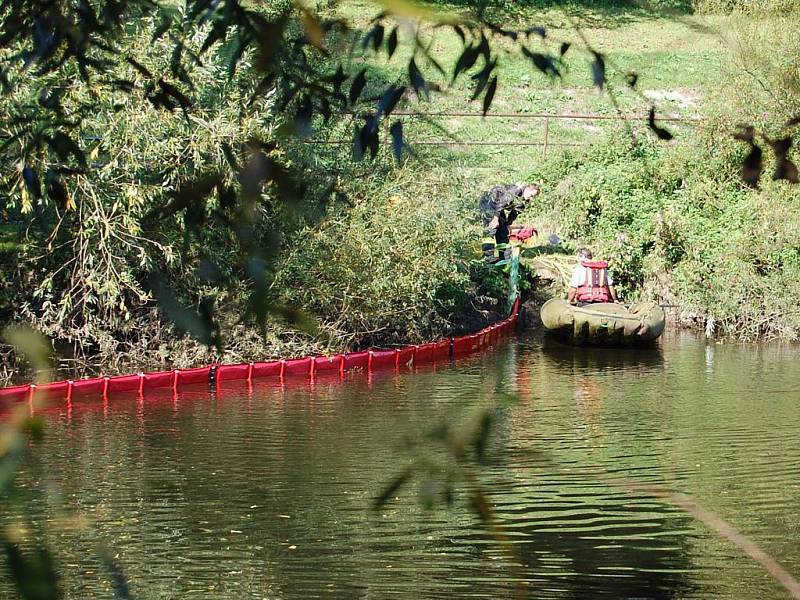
540, 299, 665, 346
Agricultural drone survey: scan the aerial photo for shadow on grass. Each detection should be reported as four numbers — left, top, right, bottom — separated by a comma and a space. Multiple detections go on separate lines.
521, 243, 573, 257
419, 0, 695, 29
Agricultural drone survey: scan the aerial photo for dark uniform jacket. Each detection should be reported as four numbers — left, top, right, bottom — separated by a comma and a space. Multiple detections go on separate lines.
479, 184, 526, 244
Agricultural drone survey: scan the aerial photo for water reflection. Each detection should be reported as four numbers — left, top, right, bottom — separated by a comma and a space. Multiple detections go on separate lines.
480, 340, 696, 598
2, 334, 800, 598
540, 337, 665, 373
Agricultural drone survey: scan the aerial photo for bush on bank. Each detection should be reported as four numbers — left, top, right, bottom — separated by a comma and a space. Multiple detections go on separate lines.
272, 168, 480, 350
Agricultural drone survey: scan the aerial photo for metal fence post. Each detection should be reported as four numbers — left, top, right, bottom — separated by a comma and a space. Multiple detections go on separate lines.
542, 116, 550, 158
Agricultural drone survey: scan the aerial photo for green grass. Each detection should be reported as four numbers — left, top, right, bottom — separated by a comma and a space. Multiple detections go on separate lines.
325, 1, 733, 184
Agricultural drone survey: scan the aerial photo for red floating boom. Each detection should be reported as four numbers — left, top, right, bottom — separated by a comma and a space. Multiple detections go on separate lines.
0, 296, 520, 411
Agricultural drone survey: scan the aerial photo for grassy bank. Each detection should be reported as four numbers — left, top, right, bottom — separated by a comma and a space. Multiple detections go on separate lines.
526, 127, 800, 340
325, 0, 727, 183
520, 2, 800, 340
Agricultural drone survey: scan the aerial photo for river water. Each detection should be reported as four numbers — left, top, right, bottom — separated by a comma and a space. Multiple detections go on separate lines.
2, 332, 800, 599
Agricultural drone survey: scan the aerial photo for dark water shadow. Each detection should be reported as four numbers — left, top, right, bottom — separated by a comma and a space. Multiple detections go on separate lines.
510, 519, 699, 599
539, 335, 665, 373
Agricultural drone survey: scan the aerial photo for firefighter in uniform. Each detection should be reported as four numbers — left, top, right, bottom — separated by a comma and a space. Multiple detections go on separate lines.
479, 183, 540, 263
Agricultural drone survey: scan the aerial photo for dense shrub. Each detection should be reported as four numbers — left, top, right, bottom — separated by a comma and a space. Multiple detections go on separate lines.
0, 18, 276, 366
272, 169, 480, 349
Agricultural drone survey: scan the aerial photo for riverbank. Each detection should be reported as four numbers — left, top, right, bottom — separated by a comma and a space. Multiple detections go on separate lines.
523, 121, 800, 341
320, 0, 800, 339
0, 281, 512, 387
2, 1, 798, 386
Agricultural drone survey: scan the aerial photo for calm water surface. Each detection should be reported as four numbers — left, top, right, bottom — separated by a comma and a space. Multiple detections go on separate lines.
2, 332, 800, 599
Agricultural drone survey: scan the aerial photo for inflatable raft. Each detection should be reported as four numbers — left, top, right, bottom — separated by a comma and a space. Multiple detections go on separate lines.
540, 299, 665, 346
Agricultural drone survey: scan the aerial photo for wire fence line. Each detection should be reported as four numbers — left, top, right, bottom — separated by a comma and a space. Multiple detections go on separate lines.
310, 110, 704, 157
364, 110, 704, 122
1, 111, 703, 156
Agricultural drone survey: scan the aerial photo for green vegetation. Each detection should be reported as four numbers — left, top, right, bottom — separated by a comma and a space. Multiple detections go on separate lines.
1, 0, 799, 387
530, 129, 800, 339
3, 1, 800, 598
1, 14, 290, 380
273, 169, 473, 348
522, 0, 800, 340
